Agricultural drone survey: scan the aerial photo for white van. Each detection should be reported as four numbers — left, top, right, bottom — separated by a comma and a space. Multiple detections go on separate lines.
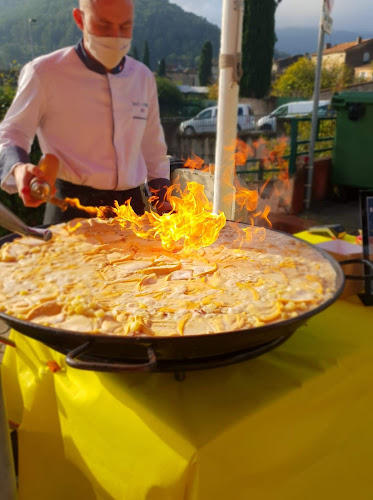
179, 104, 255, 136
257, 100, 331, 131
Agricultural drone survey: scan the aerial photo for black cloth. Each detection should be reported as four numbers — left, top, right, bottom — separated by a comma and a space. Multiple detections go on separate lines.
43, 179, 145, 225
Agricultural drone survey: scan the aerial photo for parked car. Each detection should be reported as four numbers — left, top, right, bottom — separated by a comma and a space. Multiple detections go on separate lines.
256, 100, 331, 131
179, 104, 255, 136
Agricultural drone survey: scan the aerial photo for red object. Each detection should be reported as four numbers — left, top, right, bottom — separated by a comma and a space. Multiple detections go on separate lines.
47, 360, 61, 373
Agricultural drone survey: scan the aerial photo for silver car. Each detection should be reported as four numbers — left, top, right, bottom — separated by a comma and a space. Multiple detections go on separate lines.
179, 104, 255, 136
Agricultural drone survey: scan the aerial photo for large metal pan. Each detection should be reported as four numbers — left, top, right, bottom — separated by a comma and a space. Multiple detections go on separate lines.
0, 227, 345, 373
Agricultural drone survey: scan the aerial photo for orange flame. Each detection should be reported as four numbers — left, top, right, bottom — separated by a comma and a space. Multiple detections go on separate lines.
64, 198, 114, 218
63, 136, 291, 249
183, 154, 209, 172
114, 182, 226, 252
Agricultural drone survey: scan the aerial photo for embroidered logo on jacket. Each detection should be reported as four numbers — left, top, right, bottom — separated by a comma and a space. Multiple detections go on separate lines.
132, 101, 148, 120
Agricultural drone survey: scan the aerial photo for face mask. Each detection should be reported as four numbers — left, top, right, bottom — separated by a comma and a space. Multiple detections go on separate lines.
85, 34, 132, 69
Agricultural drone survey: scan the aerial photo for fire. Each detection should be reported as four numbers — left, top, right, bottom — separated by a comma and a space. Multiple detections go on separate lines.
183, 154, 208, 171
114, 182, 226, 252
63, 137, 290, 250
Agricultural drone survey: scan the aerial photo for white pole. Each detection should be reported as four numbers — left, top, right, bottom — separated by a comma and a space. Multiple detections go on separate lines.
213, 0, 245, 218
305, 0, 327, 210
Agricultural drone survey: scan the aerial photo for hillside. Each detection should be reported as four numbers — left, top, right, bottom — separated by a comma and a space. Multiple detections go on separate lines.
0, 0, 221, 69
276, 27, 373, 56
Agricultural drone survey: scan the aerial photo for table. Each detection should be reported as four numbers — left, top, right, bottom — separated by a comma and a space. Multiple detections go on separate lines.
2, 293, 373, 500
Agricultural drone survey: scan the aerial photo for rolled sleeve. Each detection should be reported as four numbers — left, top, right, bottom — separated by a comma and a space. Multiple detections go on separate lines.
0, 63, 45, 192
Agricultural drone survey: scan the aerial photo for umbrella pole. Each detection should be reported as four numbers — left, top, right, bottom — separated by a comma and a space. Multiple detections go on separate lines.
213, 0, 244, 218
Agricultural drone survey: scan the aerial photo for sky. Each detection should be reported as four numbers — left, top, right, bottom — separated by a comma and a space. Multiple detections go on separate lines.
170, 0, 373, 33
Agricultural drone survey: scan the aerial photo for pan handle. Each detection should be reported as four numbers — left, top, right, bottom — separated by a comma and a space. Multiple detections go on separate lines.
339, 259, 373, 280
65, 341, 157, 372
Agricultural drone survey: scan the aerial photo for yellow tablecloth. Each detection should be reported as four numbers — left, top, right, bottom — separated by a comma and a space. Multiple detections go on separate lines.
2, 293, 373, 500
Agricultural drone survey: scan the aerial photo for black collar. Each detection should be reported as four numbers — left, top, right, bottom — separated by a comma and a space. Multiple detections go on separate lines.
74, 39, 126, 75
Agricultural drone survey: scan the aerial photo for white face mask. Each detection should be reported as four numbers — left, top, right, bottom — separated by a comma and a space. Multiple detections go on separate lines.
85, 34, 132, 69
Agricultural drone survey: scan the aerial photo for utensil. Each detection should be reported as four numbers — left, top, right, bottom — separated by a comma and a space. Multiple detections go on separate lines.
30, 154, 69, 210
0, 202, 52, 241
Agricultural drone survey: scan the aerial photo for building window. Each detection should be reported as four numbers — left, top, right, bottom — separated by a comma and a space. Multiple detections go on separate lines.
363, 52, 370, 62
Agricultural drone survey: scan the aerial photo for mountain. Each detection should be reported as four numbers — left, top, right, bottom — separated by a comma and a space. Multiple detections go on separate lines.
0, 0, 220, 69
276, 27, 373, 56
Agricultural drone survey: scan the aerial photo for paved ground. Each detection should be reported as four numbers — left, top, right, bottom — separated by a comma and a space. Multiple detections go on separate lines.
298, 198, 361, 235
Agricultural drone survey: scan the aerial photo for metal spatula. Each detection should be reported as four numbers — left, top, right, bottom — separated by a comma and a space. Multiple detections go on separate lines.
0, 201, 52, 241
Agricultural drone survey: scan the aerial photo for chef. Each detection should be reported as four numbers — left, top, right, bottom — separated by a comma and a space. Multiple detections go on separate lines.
0, 0, 170, 224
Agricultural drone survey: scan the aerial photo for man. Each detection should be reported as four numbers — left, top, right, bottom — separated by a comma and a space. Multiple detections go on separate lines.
0, 0, 170, 224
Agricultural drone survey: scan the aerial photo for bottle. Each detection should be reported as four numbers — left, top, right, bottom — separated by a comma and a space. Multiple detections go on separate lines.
30, 154, 59, 200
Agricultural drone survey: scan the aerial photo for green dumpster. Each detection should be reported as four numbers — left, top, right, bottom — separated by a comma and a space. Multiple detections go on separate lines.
332, 92, 373, 189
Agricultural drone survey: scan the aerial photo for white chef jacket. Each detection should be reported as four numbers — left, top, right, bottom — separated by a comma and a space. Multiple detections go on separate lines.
0, 41, 169, 193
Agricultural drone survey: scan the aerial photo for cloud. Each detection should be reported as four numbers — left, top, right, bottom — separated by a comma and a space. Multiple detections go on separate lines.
171, 0, 373, 32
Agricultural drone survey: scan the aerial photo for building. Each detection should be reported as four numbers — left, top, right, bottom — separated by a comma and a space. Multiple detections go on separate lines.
355, 63, 373, 81
272, 54, 303, 78
177, 85, 209, 97
312, 37, 373, 70
166, 65, 199, 86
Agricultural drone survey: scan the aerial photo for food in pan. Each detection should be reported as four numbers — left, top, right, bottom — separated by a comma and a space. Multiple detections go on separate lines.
0, 217, 337, 336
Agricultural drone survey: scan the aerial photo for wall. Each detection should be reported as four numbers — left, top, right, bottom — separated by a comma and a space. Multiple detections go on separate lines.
239, 97, 275, 117
346, 40, 373, 68
320, 79, 373, 99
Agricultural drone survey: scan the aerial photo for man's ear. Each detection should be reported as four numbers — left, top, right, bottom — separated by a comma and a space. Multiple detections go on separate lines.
72, 8, 84, 30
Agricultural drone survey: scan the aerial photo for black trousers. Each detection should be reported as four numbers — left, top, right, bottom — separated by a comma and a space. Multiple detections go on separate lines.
43, 179, 145, 225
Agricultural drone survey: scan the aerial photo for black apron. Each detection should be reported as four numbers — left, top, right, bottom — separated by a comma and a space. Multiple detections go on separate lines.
43, 179, 145, 225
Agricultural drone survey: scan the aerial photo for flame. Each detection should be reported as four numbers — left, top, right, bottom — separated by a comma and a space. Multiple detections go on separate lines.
114, 182, 226, 252
183, 154, 207, 171
62, 136, 291, 250
234, 139, 254, 166
64, 198, 115, 218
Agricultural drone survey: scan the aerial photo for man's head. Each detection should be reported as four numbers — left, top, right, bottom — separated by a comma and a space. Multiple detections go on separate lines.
73, 0, 134, 69
73, 0, 134, 39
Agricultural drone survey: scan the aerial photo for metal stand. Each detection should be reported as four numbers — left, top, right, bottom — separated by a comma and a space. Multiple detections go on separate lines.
0, 370, 17, 499
340, 259, 373, 306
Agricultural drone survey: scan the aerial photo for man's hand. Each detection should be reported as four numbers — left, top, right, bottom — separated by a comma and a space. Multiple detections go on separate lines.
14, 163, 56, 207
156, 200, 173, 215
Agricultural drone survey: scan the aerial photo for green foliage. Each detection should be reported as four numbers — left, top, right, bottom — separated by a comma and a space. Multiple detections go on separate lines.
282, 118, 336, 164
157, 58, 166, 77
240, 0, 280, 98
0, 0, 220, 70
131, 46, 139, 61
198, 41, 213, 86
272, 57, 356, 98
0, 62, 19, 120
143, 41, 150, 69
155, 77, 183, 116
272, 58, 316, 98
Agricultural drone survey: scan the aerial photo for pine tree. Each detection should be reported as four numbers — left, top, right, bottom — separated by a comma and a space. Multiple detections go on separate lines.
240, 0, 282, 98
132, 46, 139, 60
157, 58, 166, 77
198, 41, 213, 86
143, 41, 150, 69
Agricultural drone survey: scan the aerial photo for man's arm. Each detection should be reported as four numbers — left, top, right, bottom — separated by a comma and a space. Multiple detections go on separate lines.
0, 63, 46, 202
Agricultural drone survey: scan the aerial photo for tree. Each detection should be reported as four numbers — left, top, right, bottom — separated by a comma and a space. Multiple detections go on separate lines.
198, 41, 213, 86
131, 46, 139, 60
240, 0, 282, 98
155, 77, 183, 116
272, 57, 355, 98
157, 58, 166, 77
143, 41, 150, 69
